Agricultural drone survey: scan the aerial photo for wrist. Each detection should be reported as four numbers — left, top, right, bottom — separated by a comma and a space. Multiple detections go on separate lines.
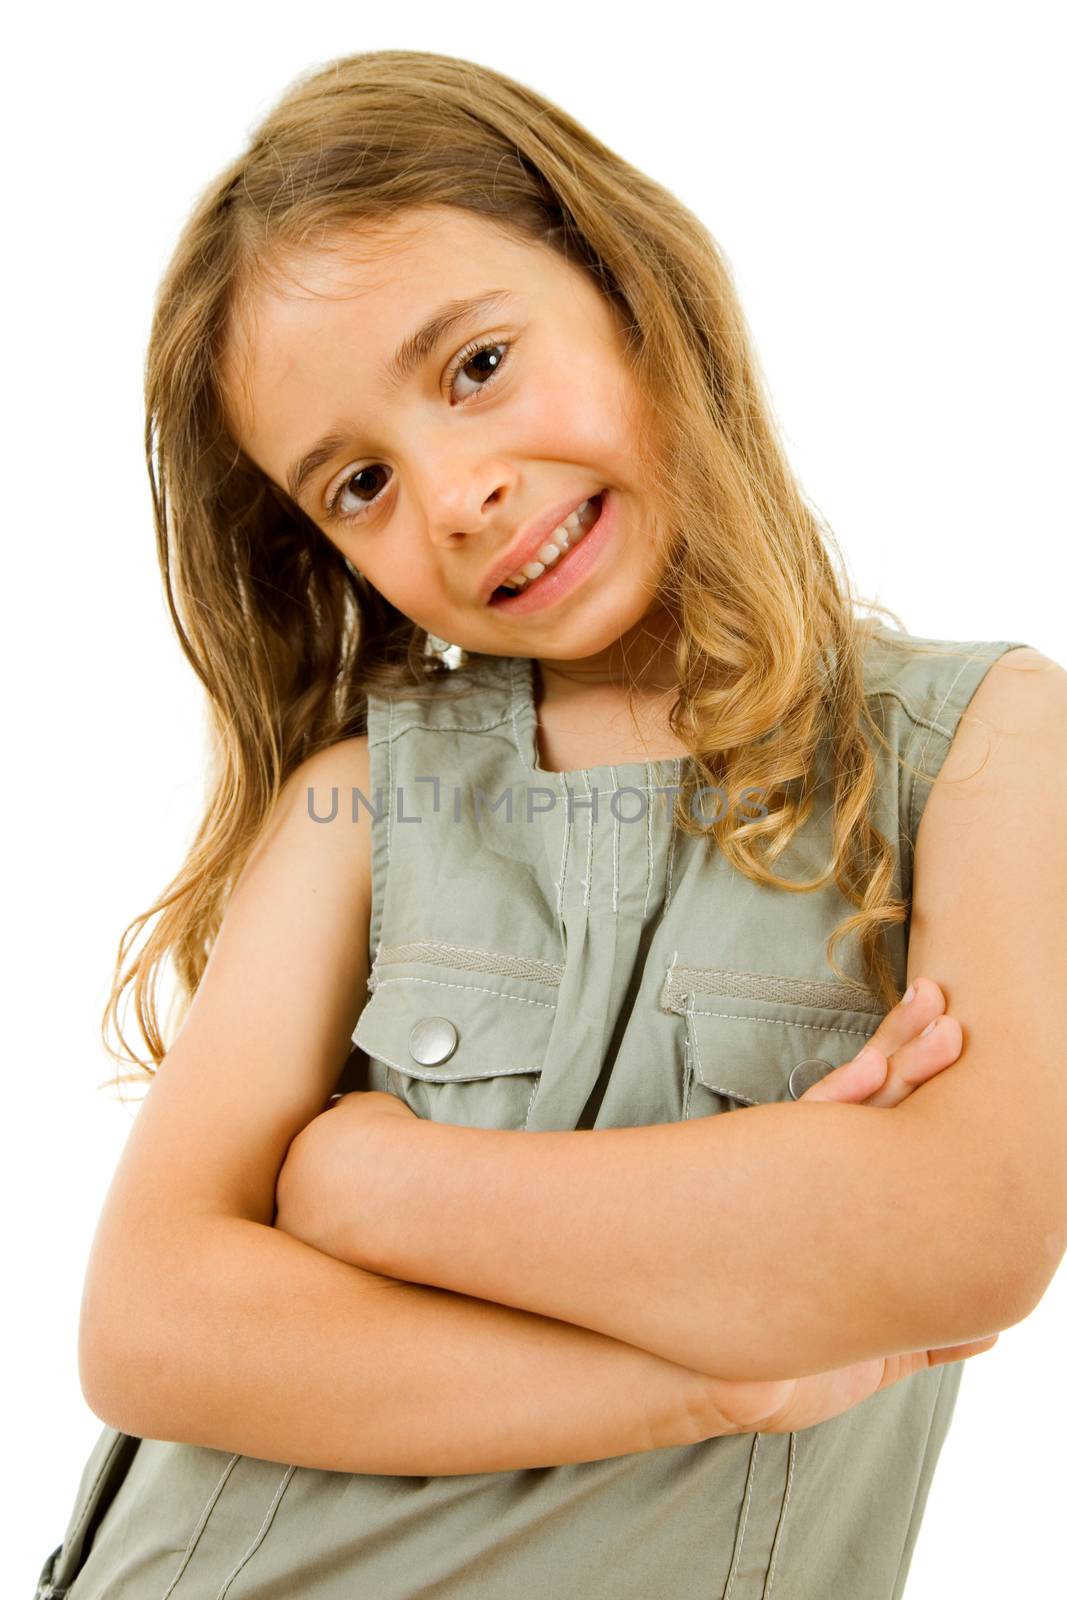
274, 1111, 341, 1250
339, 1113, 437, 1275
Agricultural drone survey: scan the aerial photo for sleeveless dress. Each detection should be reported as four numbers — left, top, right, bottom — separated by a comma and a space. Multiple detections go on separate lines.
36, 627, 1030, 1600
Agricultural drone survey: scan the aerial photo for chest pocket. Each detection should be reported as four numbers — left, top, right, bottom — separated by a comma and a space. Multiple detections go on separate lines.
349, 953, 560, 1131
662, 963, 884, 1115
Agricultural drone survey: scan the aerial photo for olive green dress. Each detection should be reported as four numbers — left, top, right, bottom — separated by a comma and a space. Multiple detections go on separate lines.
36, 628, 1028, 1600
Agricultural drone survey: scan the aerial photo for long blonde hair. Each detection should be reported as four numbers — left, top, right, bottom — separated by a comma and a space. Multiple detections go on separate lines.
104, 47, 936, 1092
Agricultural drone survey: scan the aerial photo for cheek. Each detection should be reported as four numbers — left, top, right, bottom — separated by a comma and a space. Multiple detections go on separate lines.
358, 557, 446, 630
513, 368, 627, 463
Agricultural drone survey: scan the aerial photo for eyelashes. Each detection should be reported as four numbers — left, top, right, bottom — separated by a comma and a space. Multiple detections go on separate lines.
322, 336, 513, 525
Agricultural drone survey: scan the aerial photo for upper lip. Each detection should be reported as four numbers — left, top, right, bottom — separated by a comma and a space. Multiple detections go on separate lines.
478, 491, 601, 604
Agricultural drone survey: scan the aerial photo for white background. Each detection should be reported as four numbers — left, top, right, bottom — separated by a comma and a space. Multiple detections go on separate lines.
6, 2, 1064, 1594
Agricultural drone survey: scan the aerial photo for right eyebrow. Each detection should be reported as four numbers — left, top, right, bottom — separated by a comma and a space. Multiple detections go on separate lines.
382, 287, 519, 395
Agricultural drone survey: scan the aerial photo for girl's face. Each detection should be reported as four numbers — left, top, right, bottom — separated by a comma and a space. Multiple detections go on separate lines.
223, 204, 673, 675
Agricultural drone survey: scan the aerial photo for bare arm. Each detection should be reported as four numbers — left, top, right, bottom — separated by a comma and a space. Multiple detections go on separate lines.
313, 1108, 1007, 1384
271, 657, 1067, 1385
82, 1211, 729, 1476
281, 984, 1024, 1384
77, 738, 726, 1475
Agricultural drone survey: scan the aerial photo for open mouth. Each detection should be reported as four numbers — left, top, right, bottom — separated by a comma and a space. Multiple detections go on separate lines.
487, 493, 605, 606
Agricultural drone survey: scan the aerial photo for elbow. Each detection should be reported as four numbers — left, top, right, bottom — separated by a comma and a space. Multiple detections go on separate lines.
77, 1253, 185, 1440
78, 1258, 120, 1423
80, 1308, 190, 1443
78, 1281, 150, 1437
998, 1220, 1067, 1325
989, 1152, 1067, 1326
957, 1208, 1067, 1337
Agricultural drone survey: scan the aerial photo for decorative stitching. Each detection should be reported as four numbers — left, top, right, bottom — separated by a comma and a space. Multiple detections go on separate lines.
908, 656, 970, 848
370, 941, 564, 987
159, 1454, 241, 1600
213, 1465, 295, 1600
863, 635, 1021, 730
687, 1007, 872, 1040
763, 1431, 799, 1600
362, 974, 558, 1009
683, 995, 869, 1104
507, 655, 531, 769
663, 965, 882, 1015
905, 645, 1021, 849
61, 1431, 127, 1573
610, 766, 620, 912
353, 1038, 546, 1082
921, 654, 980, 742
434, 655, 576, 936
723, 1432, 761, 1599
580, 769, 594, 908
528, 781, 673, 794
556, 771, 571, 924
865, 683, 961, 735
681, 999, 693, 1122
389, 712, 515, 737
642, 761, 654, 917
684, 1000, 708, 1093
664, 759, 680, 910
522, 1074, 541, 1128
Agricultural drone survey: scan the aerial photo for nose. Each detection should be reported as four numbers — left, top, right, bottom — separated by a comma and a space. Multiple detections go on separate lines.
419, 460, 516, 549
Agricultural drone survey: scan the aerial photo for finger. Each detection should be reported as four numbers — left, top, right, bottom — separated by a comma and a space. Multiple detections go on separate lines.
803, 979, 959, 1110
799, 1043, 890, 1104
862, 975, 946, 1061
861, 1013, 963, 1108
921, 1334, 999, 1368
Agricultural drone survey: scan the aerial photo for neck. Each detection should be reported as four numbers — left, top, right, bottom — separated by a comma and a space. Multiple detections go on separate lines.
534, 605, 681, 705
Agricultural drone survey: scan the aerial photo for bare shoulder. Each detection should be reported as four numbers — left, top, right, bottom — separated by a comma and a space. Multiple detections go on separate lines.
92, 733, 379, 1235
243, 734, 373, 894
261, 733, 372, 826
937, 645, 1066, 785
298, 731, 372, 785
977, 643, 1064, 692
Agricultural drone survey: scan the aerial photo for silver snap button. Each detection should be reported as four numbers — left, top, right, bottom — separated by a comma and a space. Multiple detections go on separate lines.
788, 1057, 834, 1099
408, 1016, 459, 1067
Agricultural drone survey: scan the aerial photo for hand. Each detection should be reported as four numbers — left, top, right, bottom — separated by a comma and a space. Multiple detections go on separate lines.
274, 1089, 418, 1250
322, 1088, 420, 1124
795, 974, 962, 1109
684, 974, 999, 1441
699, 1331, 999, 1439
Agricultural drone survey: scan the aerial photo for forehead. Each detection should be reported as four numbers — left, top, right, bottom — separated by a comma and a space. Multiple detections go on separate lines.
222, 207, 559, 440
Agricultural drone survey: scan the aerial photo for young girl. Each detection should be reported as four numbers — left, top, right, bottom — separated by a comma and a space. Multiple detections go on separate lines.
37, 48, 1064, 1600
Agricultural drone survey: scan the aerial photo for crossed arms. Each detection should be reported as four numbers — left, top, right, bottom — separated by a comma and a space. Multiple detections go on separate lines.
276, 652, 1067, 1382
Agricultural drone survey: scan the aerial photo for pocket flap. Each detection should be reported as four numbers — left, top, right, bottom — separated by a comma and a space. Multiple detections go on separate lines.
683, 1001, 878, 1105
352, 974, 556, 1083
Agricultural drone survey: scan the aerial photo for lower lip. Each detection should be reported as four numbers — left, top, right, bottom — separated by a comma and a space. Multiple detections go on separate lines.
486, 491, 615, 616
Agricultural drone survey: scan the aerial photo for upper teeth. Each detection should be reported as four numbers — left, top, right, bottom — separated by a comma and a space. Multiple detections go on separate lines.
498, 498, 599, 590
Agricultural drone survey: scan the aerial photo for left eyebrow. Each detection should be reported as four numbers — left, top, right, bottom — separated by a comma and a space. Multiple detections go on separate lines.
285, 288, 519, 509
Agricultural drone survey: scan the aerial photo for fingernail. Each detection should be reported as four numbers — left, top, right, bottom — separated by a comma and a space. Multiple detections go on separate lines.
920, 1018, 939, 1037
902, 983, 916, 1004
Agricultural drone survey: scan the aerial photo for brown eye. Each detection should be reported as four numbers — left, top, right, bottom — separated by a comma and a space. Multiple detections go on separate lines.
447, 339, 511, 401
327, 464, 392, 521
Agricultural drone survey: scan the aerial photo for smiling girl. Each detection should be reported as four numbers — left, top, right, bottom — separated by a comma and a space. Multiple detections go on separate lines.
37, 48, 1065, 1600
